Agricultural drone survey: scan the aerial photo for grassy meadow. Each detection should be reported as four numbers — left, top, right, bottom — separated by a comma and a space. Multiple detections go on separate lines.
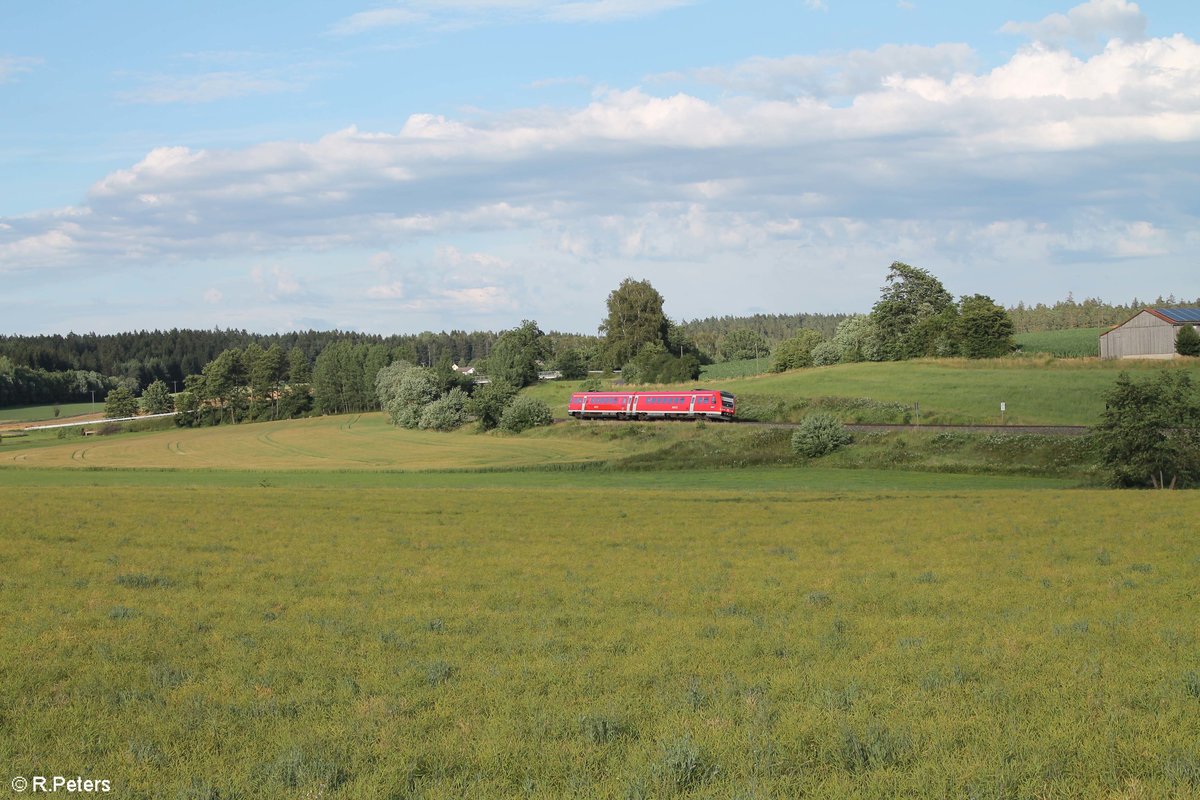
0, 401, 99, 425
0, 411, 1100, 484
1, 356, 1197, 798
2, 485, 1199, 798
530, 357, 1200, 425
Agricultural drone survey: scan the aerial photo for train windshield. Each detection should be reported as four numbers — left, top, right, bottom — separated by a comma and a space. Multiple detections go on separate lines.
720, 392, 736, 409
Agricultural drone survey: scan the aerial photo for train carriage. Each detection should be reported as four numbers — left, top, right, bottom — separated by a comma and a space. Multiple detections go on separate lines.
567, 389, 735, 421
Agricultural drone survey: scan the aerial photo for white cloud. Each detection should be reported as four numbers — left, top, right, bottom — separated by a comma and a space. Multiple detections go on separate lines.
1002, 0, 1146, 50
2, 26, 1198, 322
547, 0, 692, 23
117, 71, 302, 104
666, 42, 978, 99
0, 55, 40, 83
329, 8, 428, 35
366, 281, 406, 299
329, 0, 693, 33
203, 288, 223, 304
251, 265, 303, 299
399, 285, 514, 313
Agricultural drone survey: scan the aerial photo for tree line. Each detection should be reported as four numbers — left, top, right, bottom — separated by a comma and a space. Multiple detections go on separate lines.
9, 262, 1195, 411
1007, 295, 1200, 333
0, 356, 116, 407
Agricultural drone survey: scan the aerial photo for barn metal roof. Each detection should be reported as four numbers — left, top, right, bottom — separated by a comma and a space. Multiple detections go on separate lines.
1153, 307, 1200, 323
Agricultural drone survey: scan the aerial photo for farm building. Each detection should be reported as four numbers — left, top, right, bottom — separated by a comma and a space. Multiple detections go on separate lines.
1100, 308, 1200, 359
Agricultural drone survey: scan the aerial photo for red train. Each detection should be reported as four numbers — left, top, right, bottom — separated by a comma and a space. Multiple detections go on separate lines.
568, 389, 736, 421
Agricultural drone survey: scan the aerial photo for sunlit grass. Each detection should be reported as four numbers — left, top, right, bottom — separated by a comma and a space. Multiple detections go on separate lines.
525, 358, 1199, 425
2, 486, 1198, 797
0, 412, 639, 471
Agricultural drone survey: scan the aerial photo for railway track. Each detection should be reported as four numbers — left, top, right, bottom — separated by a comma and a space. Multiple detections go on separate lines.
553, 418, 1091, 436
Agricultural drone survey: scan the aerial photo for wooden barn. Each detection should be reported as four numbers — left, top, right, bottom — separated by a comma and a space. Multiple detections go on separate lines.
1100, 308, 1200, 359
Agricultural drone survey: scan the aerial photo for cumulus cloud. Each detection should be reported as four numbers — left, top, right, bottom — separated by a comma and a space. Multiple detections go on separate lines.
366, 245, 516, 313
251, 264, 304, 300
1002, 0, 1147, 50
662, 42, 978, 100
2, 23, 1198, 320
398, 285, 515, 314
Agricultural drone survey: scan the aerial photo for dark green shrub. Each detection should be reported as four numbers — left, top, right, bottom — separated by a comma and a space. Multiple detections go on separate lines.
418, 388, 469, 431
791, 413, 852, 458
1176, 325, 1200, 357
467, 380, 517, 431
499, 396, 553, 433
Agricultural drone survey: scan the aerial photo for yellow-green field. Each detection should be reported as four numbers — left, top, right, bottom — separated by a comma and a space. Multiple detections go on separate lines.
0, 413, 634, 471
2, 486, 1199, 798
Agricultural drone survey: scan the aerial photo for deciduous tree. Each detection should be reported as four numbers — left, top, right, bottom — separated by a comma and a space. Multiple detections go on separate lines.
487, 320, 550, 388
870, 262, 954, 360
955, 294, 1015, 359
770, 330, 825, 372
600, 278, 670, 369
552, 348, 588, 380
103, 386, 139, 419
1093, 371, 1200, 489
467, 379, 518, 431
140, 379, 174, 415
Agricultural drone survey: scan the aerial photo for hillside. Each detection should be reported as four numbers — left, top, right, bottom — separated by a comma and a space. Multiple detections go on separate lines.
530, 357, 1200, 426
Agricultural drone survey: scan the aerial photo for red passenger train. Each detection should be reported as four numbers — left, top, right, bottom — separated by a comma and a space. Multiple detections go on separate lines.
567, 389, 736, 421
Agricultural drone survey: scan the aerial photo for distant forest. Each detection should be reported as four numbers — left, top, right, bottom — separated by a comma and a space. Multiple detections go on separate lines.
678, 313, 848, 358
2, 293, 1197, 406
1006, 294, 1200, 333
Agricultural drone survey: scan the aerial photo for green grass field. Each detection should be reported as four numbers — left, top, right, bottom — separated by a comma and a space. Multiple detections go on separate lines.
700, 358, 1200, 425
3, 485, 1198, 798
0, 411, 1100, 485
533, 357, 1198, 425
1015, 327, 1105, 357
0, 368, 1196, 798
0, 401, 99, 424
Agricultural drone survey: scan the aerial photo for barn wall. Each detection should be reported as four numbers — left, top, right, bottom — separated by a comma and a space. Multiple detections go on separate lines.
1100, 311, 1178, 359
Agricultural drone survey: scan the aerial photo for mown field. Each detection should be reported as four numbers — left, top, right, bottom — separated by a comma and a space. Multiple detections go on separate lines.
0, 413, 642, 471
2, 485, 1198, 799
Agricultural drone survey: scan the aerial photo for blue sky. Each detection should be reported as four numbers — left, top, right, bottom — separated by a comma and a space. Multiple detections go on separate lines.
1, 0, 1197, 335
